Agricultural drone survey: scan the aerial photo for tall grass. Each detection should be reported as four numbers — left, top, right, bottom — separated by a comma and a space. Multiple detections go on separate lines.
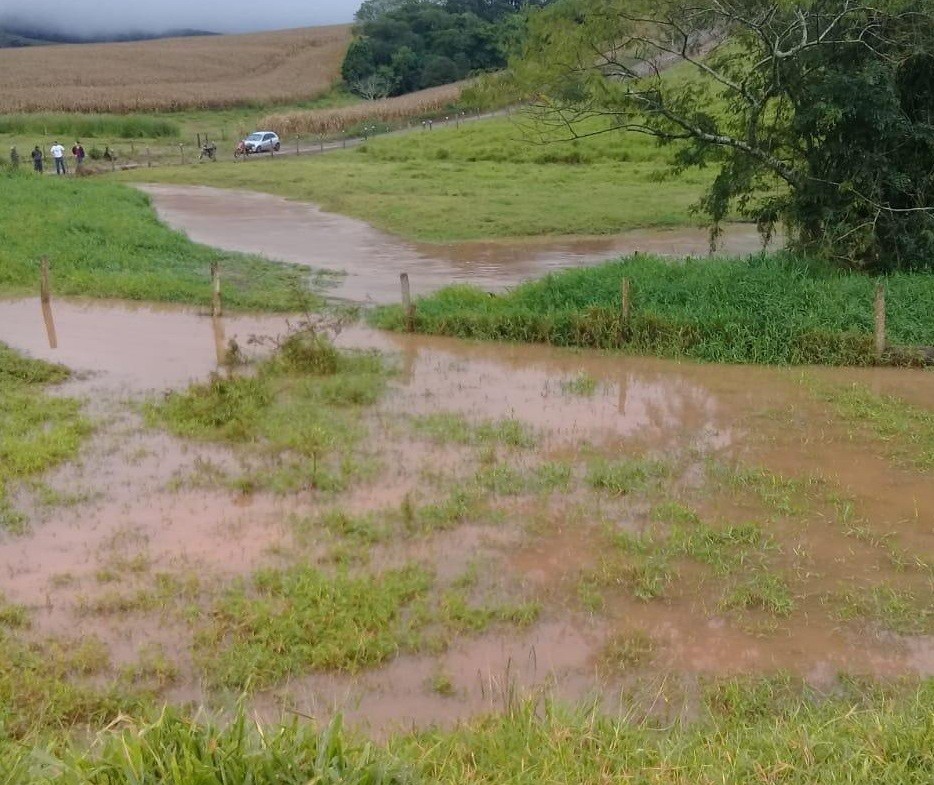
0, 114, 180, 139
0, 171, 315, 310
3, 681, 932, 783
372, 254, 934, 365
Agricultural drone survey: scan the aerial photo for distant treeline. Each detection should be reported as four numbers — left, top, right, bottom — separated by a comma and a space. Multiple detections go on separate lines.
342, 0, 547, 98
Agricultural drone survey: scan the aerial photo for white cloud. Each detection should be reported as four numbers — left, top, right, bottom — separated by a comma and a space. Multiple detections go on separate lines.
2, 0, 359, 36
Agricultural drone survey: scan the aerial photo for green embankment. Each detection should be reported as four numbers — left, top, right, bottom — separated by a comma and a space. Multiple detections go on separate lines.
1, 681, 931, 784
118, 114, 713, 242
372, 254, 934, 365
0, 171, 315, 309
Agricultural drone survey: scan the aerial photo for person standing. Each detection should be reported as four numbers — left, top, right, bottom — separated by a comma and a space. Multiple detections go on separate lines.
31, 146, 43, 173
9, 147, 19, 168
72, 140, 85, 171
50, 141, 67, 175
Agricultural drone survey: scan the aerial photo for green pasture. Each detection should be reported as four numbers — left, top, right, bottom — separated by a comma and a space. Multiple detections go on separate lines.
0, 171, 316, 309
118, 113, 714, 242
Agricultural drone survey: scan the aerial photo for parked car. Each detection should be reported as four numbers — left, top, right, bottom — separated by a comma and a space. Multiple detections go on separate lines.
240, 131, 280, 154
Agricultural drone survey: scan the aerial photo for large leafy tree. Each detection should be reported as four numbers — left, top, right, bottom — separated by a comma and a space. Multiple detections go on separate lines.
517, 0, 934, 271
344, 0, 549, 97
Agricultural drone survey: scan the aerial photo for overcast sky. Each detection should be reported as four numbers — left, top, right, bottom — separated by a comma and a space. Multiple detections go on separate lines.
1, 0, 361, 35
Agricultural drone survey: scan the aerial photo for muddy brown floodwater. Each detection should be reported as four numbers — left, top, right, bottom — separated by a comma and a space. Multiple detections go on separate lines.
0, 296, 931, 733
139, 184, 774, 303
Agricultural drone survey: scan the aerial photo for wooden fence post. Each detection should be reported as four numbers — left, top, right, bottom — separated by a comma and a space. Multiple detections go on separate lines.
874, 282, 886, 362
620, 277, 631, 322
400, 273, 415, 332
211, 261, 222, 318
40, 256, 51, 305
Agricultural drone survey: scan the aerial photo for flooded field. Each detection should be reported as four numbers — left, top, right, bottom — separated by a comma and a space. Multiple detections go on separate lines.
0, 296, 931, 732
140, 184, 774, 303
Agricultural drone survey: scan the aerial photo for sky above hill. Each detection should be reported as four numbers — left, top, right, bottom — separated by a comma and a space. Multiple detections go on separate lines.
1, 0, 360, 36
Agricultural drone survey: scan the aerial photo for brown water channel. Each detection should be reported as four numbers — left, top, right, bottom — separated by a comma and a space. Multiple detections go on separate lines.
0, 297, 931, 731
140, 184, 772, 304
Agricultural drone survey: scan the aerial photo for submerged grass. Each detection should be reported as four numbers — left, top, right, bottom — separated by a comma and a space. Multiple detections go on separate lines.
197, 565, 432, 689
0, 171, 317, 310
0, 344, 89, 531
147, 333, 388, 492
816, 382, 934, 470
372, 254, 934, 366
410, 413, 536, 448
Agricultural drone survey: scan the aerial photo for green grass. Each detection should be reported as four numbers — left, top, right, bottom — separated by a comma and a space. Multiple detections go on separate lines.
197, 565, 433, 689
817, 383, 934, 469
0, 171, 317, 309
0, 631, 142, 740
372, 254, 934, 365
586, 458, 670, 496
720, 571, 796, 618
411, 413, 536, 448
832, 585, 933, 634
119, 113, 710, 242
146, 334, 388, 492
3, 681, 933, 783
0, 344, 89, 531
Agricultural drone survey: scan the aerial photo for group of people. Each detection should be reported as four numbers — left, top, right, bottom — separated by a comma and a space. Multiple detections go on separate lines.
16, 141, 86, 174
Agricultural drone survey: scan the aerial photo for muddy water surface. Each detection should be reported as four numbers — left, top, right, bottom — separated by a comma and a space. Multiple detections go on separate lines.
0, 296, 932, 731
140, 184, 772, 303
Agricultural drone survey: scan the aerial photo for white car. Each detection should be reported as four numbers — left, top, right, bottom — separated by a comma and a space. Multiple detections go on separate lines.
242, 131, 280, 153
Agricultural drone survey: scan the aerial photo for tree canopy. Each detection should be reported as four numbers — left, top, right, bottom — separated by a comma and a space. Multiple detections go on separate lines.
343, 0, 549, 98
516, 0, 934, 271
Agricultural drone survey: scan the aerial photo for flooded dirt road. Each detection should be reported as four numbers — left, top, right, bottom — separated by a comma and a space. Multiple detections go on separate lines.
0, 296, 931, 732
140, 184, 772, 303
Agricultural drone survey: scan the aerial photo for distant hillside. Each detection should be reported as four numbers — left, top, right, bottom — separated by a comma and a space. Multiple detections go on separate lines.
0, 22, 217, 48
0, 25, 352, 113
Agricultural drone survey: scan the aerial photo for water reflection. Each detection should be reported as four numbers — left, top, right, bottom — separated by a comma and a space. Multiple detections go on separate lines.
41, 299, 58, 350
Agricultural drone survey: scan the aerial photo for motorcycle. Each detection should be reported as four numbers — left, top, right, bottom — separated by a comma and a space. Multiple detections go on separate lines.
199, 141, 217, 162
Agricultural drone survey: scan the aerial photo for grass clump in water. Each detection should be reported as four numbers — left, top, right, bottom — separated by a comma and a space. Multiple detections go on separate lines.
198, 565, 432, 690
831, 585, 933, 635
599, 629, 657, 671
147, 332, 389, 492
372, 254, 934, 365
817, 382, 934, 470
560, 371, 598, 396
720, 571, 796, 618
0, 344, 90, 531
586, 458, 669, 496
411, 412, 536, 448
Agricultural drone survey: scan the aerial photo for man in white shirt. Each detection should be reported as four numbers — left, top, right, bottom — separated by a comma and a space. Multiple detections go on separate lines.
50, 142, 67, 175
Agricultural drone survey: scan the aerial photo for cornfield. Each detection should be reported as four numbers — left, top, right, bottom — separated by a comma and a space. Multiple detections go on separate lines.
0, 26, 351, 113
263, 82, 469, 136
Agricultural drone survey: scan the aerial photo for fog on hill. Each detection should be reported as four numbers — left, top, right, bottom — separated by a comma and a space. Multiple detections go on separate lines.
0, 0, 358, 38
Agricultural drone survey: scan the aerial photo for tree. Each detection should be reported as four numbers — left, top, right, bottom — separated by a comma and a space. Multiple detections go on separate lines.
517, 0, 934, 271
